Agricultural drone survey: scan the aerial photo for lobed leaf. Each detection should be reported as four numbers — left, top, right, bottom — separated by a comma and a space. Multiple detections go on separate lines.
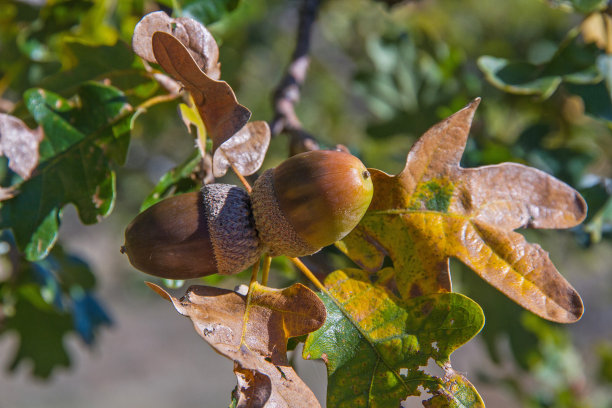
339, 99, 586, 323
303, 269, 484, 408
148, 281, 326, 408
0, 83, 132, 260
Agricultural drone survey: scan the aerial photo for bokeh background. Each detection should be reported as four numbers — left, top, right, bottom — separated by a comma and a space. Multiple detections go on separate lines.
1, 0, 611, 407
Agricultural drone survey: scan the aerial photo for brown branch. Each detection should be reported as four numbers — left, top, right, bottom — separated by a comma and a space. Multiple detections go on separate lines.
270, 0, 322, 155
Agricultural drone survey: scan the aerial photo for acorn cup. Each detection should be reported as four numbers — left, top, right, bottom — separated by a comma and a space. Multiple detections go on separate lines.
122, 184, 263, 279
122, 150, 374, 278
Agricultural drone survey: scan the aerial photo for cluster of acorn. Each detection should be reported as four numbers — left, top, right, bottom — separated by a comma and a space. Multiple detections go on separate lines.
122, 150, 374, 279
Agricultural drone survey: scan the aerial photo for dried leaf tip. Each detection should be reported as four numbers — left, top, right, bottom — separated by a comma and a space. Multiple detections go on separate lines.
145, 282, 173, 302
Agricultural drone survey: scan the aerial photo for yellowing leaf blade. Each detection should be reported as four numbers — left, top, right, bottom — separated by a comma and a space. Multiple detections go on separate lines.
340, 99, 586, 323
303, 269, 485, 408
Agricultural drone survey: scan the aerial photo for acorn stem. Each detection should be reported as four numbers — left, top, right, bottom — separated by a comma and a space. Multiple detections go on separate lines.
249, 259, 260, 287
289, 257, 326, 292
225, 151, 252, 193
261, 255, 272, 286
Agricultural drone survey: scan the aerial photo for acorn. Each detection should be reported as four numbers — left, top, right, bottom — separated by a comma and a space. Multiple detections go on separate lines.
122, 183, 263, 279
250, 150, 373, 257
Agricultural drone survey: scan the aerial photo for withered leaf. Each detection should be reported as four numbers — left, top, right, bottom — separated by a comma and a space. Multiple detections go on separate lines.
147, 281, 325, 408
133, 11, 221, 79
0, 113, 43, 180
152, 31, 251, 154
339, 98, 586, 323
213, 121, 271, 177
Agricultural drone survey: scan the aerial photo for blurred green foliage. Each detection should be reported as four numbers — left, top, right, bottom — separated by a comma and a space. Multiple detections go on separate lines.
0, 0, 610, 407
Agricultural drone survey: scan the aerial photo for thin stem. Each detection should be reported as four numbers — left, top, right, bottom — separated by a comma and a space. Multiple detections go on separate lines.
135, 92, 182, 112
261, 255, 272, 286
249, 259, 260, 287
289, 257, 326, 292
229, 159, 252, 193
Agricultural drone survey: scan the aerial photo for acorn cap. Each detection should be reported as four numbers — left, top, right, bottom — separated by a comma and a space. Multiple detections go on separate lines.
251, 150, 374, 257
123, 184, 263, 279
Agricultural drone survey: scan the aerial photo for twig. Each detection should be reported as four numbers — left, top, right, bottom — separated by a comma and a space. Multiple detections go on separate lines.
289, 257, 326, 292
270, 0, 322, 154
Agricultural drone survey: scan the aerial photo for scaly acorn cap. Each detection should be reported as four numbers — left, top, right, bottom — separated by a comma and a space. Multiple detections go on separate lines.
123, 184, 263, 279
250, 150, 374, 257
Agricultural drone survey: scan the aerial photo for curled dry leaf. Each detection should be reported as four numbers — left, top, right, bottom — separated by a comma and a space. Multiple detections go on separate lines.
152, 31, 251, 154
338, 98, 586, 323
0, 113, 43, 181
133, 11, 221, 79
147, 281, 325, 408
213, 121, 271, 177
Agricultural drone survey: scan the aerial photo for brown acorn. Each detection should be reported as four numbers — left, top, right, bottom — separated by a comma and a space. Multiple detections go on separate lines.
250, 150, 374, 257
122, 184, 263, 279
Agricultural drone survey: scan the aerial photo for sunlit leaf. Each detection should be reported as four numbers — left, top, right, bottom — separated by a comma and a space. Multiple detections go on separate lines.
582, 13, 612, 54
303, 268, 484, 408
340, 100, 586, 323
148, 281, 325, 408
151, 31, 251, 153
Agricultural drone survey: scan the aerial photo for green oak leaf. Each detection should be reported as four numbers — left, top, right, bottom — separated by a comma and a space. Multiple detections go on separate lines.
140, 149, 202, 211
0, 82, 132, 260
303, 269, 485, 408
2, 284, 73, 378
177, 0, 241, 25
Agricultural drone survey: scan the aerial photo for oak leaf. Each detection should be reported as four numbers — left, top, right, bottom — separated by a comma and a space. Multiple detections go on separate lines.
338, 99, 586, 323
147, 281, 325, 408
303, 268, 485, 408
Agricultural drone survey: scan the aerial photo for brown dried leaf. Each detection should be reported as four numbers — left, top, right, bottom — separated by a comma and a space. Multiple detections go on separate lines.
340, 99, 587, 323
0, 113, 43, 180
133, 11, 221, 79
147, 282, 325, 408
152, 31, 251, 154
213, 121, 271, 177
